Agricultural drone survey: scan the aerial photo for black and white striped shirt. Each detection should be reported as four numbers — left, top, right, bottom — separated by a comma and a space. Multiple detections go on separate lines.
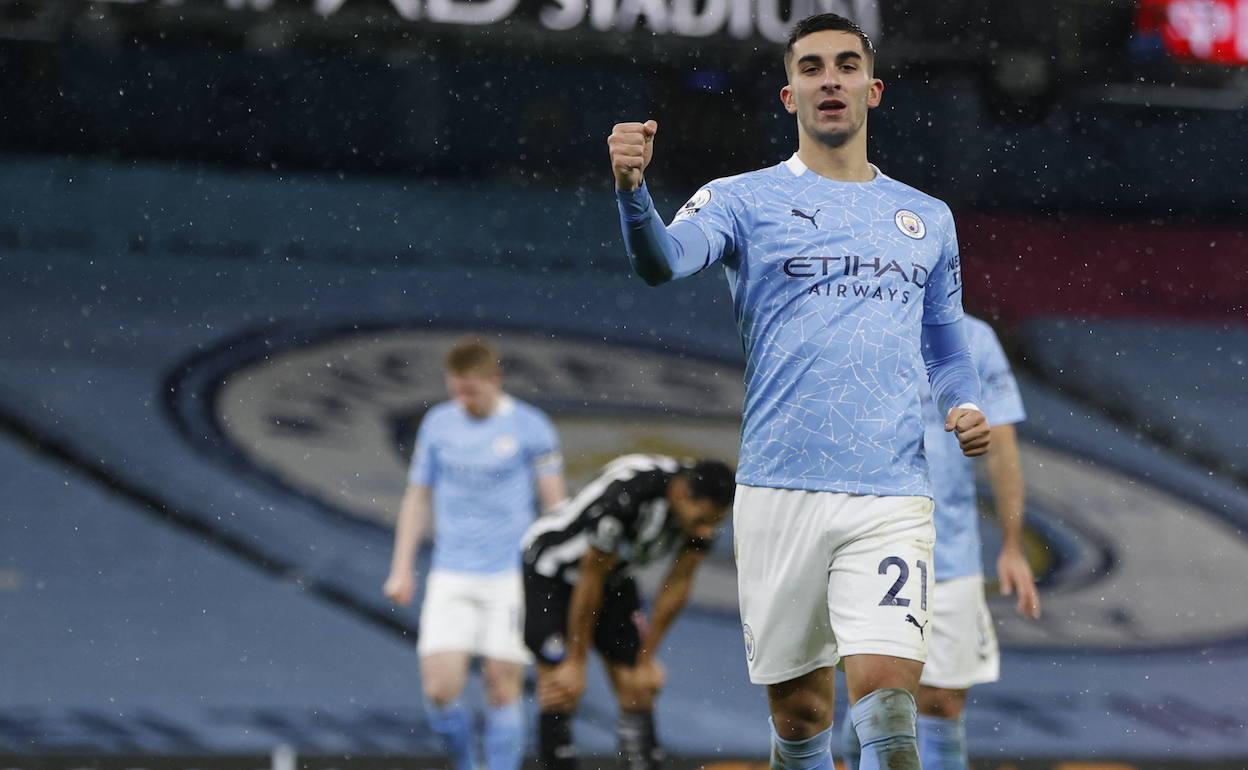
522, 454, 711, 584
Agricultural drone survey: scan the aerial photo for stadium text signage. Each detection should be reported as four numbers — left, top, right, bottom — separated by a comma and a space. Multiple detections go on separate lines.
1138, 0, 1248, 65
98, 0, 880, 44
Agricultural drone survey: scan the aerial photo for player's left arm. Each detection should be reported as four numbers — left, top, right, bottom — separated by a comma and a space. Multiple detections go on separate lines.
985, 422, 1039, 619
536, 473, 567, 514
634, 542, 706, 694
975, 327, 1040, 619
921, 204, 988, 457
530, 413, 568, 513
640, 542, 705, 659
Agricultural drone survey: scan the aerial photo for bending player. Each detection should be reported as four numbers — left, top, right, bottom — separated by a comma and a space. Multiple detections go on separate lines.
383, 338, 566, 770
522, 454, 735, 770
608, 13, 990, 770
845, 315, 1041, 770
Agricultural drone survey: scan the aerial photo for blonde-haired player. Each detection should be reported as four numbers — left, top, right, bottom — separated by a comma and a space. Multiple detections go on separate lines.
385, 338, 566, 770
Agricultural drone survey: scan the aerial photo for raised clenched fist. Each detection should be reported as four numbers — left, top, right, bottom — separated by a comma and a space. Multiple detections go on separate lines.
607, 120, 658, 191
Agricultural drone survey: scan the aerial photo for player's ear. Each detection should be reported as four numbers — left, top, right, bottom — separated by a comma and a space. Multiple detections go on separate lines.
670, 475, 691, 503
780, 84, 797, 115
867, 77, 884, 109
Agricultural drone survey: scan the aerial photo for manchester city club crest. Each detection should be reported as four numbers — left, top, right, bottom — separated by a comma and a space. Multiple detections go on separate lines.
894, 209, 926, 239
492, 434, 518, 459
742, 623, 755, 661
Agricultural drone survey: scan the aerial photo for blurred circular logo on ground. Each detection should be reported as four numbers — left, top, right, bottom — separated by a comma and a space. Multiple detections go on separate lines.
175, 324, 743, 530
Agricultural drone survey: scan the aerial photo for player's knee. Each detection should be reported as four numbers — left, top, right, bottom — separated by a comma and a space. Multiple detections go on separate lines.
768, 692, 832, 740
613, 674, 656, 711
615, 687, 655, 712
484, 673, 523, 707
916, 686, 966, 719
423, 684, 456, 707
422, 675, 464, 707
476, 658, 516, 703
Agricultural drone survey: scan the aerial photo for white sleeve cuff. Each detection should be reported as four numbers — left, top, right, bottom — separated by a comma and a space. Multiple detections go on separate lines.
952, 402, 982, 413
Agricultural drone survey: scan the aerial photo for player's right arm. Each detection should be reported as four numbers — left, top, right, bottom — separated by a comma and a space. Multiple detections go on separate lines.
608, 121, 728, 286
974, 324, 1040, 619
538, 545, 619, 710
566, 545, 617, 663
384, 414, 438, 605
383, 483, 432, 606
985, 423, 1039, 619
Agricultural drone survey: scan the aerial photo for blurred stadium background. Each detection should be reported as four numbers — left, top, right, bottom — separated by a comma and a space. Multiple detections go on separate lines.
1, 0, 1246, 768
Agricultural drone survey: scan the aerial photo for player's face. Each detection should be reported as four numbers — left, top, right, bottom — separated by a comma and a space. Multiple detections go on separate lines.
445, 369, 501, 418
675, 497, 728, 541
780, 31, 883, 149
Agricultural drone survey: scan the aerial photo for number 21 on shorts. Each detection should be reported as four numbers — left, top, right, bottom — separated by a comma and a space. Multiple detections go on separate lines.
877, 556, 928, 610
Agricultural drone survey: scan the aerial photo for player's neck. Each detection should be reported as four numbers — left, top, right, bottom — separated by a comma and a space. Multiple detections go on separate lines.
465, 392, 504, 419
796, 133, 874, 183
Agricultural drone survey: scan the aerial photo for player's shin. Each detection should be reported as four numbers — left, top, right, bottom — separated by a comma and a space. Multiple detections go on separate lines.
484, 701, 525, 770
767, 719, 836, 770
917, 714, 968, 770
617, 710, 664, 770
540, 711, 577, 770
425, 700, 476, 770
848, 689, 920, 770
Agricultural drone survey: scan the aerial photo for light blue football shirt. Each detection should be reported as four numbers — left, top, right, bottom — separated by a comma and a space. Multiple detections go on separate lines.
921, 316, 1026, 581
409, 395, 562, 575
672, 154, 969, 497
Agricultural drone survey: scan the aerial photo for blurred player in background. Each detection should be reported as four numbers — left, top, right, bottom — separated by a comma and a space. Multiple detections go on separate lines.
843, 315, 1041, 770
522, 454, 735, 770
608, 12, 990, 770
384, 337, 567, 770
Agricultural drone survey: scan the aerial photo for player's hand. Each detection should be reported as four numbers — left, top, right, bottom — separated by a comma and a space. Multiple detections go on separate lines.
998, 545, 1041, 620
608, 120, 658, 192
946, 407, 990, 457
383, 570, 415, 606
539, 660, 587, 711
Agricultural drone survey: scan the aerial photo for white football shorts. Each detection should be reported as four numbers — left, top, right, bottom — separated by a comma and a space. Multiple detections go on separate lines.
417, 569, 531, 664
919, 574, 1000, 690
734, 485, 936, 685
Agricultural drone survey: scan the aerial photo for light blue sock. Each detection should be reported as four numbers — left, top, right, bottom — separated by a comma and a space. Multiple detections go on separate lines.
917, 714, 968, 770
840, 715, 861, 770
768, 719, 836, 770
426, 700, 475, 770
848, 689, 919, 770
484, 701, 525, 770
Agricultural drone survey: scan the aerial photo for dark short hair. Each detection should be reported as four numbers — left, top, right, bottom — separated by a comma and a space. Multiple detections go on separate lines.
445, 337, 500, 375
681, 460, 736, 508
784, 13, 876, 73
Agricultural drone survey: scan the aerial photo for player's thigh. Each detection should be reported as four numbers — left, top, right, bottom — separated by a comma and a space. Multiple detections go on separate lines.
734, 485, 838, 686
593, 577, 644, 668
482, 657, 525, 706
827, 495, 935, 671
420, 650, 472, 704
919, 575, 999, 694
841, 654, 924, 703
418, 571, 486, 658
478, 571, 532, 667
523, 568, 573, 665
